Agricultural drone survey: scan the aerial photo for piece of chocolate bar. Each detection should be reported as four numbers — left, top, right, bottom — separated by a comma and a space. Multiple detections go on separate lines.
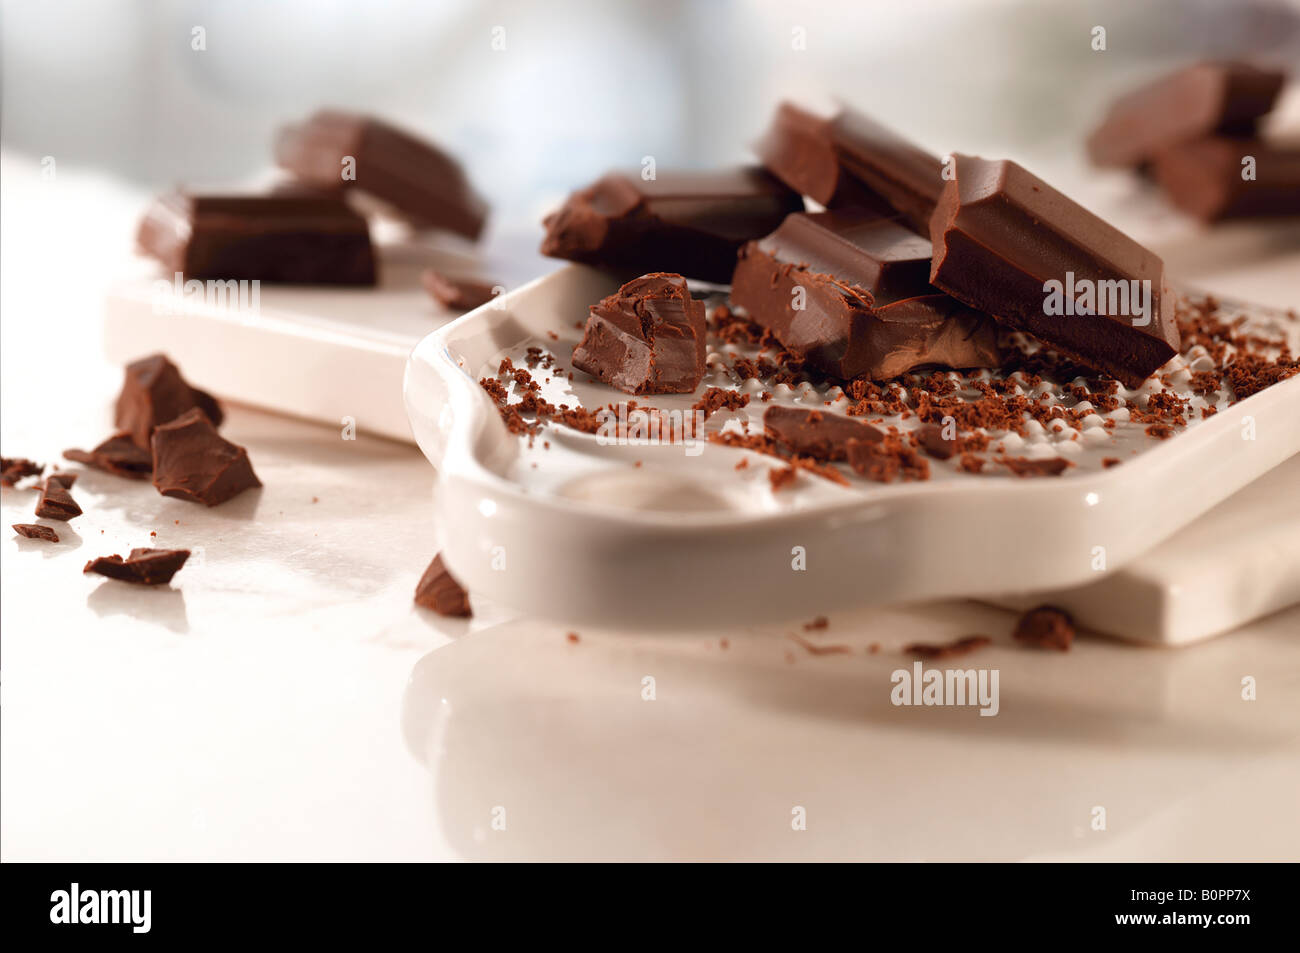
275, 110, 489, 239
35, 475, 81, 521
763, 406, 882, 461
1152, 138, 1300, 221
421, 270, 499, 310
754, 103, 896, 212
541, 168, 803, 284
572, 273, 707, 395
137, 191, 376, 285
151, 409, 261, 506
731, 212, 1000, 381
84, 548, 190, 586
114, 354, 223, 449
830, 108, 945, 232
414, 553, 472, 617
13, 523, 59, 542
1, 456, 43, 487
64, 434, 154, 480
1087, 62, 1286, 168
929, 155, 1179, 388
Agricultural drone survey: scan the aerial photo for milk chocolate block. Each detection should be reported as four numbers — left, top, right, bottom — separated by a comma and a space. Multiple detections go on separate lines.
275, 110, 488, 239
541, 168, 803, 283
151, 409, 261, 506
1088, 62, 1286, 168
754, 103, 895, 212
1152, 138, 1300, 221
830, 108, 945, 232
84, 548, 190, 586
572, 273, 707, 395
929, 155, 1179, 388
138, 191, 376, 285
115, 354, 223, 450
731, 212, 1000, 381
763, 406, 883, 461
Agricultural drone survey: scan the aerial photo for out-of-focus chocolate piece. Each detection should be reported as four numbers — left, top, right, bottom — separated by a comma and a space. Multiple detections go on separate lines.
540, 168, 803, 283
421, 270, 499, 310
929, 155, 1179, 388
35, 475, 81, 521
414, 554, 472, 617
1, 457, 43, 487
1087, 62, 1286, 168
572, 273, 707, 395
63, 434, 154, 480
137, 190, 376, 285
1013, 605, 1075, 651
114, 354, 223, 449
754, 102, 896, 212
275, 110, 488, 240
829, 108, 945, 232
917, 423, 957, 459
999, 456, 1072, 477
1152, 138, 1300, 221
845, 433, 930, 483
84, 548, 190, 585
151, 409, 261, 506
763, 405, 882, 461
731, 212, 1000, 381
13, 523, 59, 542
906, 635, 992, 659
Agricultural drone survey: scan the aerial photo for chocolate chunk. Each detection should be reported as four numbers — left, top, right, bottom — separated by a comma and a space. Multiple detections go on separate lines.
275, 110, 488, 240
929, 155, 1179, 388
1013, 605, 1074, 651
84, 548, 190, 585
754, 103, 897, 212
998, 456, 1072, 477
829, 107, 945, 232
420, 270, 499, 310
1152, 138, 1300, 222
13, 523, 59, 542
572, 273, 707, 395
540, 168, 803, 283
763, 405, 882, 461
1087, 62, 1285, 168
63, 433, 154, 480
47, 472, 77, 488
917, 423, 957, 460
414, 554, 472, 617
906, 635, 992, 659
137, 190, 376, 285
113, 354, 223, 449
34, 475, 82, 521
846, 432, 930, 483
151, 409, 261, 506
1, 456, 43, 486
731, 211, 1000, 381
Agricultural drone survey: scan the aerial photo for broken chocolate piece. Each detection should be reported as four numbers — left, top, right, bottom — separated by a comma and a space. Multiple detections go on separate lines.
572, 273, 707, 395
1, 456, 43, 487
846, 432, 930, 483
1152, 138, 1300, 221
830, 107, 945, 232
151, 409, 261, 506
421, 270, 499, 310
754, 102, 896, 212
13, 523, 59, 542
732, 211, 1000, 381
763, 405, 882, 461
998, 456, 1072, 477
137, 190, 376, 285
34, 475, 82, 521
929, 155, 1179, 388
906, 635, 992, 659
63, 433, 154, 480
917, 423, 956, 460
114, 354, 223, 449
275, 110, 488, 239
414, 554, 472, 617
540, 168, 803, 283
1013, 605, 1075, 651
83, 548, 190, 585
1087, 62, 1285, 168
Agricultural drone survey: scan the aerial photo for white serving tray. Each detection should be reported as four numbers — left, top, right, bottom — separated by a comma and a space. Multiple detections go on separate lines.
404, 264, 1300, 632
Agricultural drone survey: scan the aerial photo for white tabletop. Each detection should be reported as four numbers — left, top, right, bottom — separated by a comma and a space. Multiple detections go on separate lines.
2, 155, 1298, 862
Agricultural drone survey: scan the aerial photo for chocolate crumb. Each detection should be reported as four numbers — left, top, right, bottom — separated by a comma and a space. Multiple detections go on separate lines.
789, 633, 852, 656
566, 632, 580, 643
769, 465, 798, 492
1102, 457, 1121, 468
905, 635, 992, 659
803, 615, 829, 631
1013, 605, 1074, 651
